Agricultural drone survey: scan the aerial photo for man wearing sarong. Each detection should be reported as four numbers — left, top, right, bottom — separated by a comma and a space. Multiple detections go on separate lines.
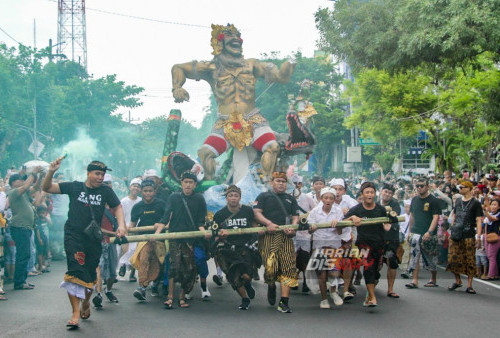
254, 171, 299, 313
129, 179, 166, 301
159, 171, 209, 309
213, 185, 260, 310
42, 159, 127, 330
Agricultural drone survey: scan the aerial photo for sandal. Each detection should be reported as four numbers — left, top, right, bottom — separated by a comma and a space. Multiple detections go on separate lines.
387, 292, 400, 298
66, 319, 79, 330
405, 282, 418, 289
0, 294, 7, 300
164, 298, 174, 309
129, 276, 137, 282
424, 281, 438, 287
448, 283, 462, 291
80, 302, 91, 320
465, 287, 477, 294
178, 298, 190, 308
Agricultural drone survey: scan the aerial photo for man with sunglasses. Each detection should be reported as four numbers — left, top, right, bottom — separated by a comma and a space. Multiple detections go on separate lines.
405, 178, 441, 289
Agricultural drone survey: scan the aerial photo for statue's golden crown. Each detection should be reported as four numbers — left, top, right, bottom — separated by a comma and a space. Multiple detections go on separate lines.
211, 23, 240, 56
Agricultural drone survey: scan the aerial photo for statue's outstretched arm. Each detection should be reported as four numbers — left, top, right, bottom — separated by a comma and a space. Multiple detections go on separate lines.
171, 61, 211, 103
253, 59, 296, 84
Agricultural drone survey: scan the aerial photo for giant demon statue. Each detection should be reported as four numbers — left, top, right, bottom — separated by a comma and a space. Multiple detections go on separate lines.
171, 24, 295, 180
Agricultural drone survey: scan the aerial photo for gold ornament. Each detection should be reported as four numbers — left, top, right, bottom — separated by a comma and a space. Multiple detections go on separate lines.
214, 113, 265, 151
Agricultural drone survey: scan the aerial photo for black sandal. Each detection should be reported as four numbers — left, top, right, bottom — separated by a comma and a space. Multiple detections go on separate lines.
448, 283, 462, 291
465, 287, 476, 294
178, 298, 190, 308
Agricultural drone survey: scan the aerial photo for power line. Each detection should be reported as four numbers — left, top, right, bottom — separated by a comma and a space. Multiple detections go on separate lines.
0, 25, 21, 44
47, 0, 210, 29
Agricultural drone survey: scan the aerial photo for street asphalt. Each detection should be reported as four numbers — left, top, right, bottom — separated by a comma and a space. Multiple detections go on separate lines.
1, 260, 499, 337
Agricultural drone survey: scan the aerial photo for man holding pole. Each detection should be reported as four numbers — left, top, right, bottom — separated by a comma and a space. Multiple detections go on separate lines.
213, 184, 260, 310
254, 171, 299, 313
159, 171, 209, 309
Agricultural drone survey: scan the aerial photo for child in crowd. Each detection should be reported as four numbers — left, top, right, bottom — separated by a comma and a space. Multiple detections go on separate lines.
437, 220, 450, 266
475, 227, 488, 279
35, 206, 51, 273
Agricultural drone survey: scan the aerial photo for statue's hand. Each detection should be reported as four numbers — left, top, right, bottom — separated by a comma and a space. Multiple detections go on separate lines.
173, 87, 190, 103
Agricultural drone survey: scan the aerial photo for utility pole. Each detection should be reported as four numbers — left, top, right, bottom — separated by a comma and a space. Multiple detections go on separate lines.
33, 19, 38, 159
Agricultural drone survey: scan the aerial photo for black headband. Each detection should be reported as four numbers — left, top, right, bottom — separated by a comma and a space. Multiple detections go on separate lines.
87, 163, 111, 172
141, 179, 156, 188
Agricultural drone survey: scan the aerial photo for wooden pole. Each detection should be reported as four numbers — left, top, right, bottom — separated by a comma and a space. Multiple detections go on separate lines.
111, 216, 405, 244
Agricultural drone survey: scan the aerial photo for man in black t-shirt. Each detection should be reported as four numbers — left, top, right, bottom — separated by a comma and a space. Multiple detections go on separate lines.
344, 182, 391, 308
379, 183, 402, 298
254, 172, 299, 313
213, 185, 259, 310
42, 159, 126, 329
406, 178, 441, 289
129, 180, 167, 301
158, 171, 209, 309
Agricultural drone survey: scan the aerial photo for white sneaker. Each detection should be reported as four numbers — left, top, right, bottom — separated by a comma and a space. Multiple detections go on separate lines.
331, 291, 344, 306
320, 299, 330, 309
201, 288, 211, 300
184, 293, 192, 300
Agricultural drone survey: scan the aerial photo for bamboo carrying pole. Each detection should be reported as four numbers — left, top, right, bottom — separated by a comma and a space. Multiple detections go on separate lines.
111, 216, 405, 244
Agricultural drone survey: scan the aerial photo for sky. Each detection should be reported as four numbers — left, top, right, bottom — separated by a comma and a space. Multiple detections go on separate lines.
0, 0, 331, 126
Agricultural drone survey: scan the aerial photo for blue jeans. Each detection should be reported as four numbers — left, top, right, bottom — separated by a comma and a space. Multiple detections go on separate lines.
10, 227, 33, 286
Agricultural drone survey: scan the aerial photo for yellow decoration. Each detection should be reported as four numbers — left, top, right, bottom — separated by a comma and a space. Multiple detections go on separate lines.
214, 113, 265, 151
298, 104, 318, 120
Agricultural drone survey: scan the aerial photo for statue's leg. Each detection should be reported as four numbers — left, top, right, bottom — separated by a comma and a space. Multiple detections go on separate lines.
260, 141, 279, 177
199, 134, 228, 180
252, 125, 279, 178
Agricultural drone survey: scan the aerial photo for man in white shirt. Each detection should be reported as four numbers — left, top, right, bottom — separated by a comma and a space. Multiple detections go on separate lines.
117, 178, 142, 281
291, 175, 315, 293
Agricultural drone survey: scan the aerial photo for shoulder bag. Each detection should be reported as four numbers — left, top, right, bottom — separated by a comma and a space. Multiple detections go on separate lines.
82, 183, 103, 242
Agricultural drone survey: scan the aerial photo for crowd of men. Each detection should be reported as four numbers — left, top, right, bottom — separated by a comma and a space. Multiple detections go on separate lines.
1, 161, 499, 329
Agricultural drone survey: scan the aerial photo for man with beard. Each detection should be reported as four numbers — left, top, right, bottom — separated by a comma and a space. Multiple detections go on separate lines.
254, 171, 299, 313
171, 24, 295, 178
213, 185, 259, 310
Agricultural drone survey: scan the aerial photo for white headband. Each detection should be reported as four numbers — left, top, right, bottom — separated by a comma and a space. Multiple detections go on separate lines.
329, 178, 345, 188
320, 187, 337, 197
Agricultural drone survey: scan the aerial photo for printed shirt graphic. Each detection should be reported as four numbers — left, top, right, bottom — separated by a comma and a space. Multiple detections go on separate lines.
59, 181, 120, 230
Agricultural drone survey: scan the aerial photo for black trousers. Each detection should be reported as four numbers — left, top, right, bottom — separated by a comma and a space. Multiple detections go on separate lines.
11, 227, 33, 286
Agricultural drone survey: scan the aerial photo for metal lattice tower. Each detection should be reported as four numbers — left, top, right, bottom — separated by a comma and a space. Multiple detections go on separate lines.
56, 0, 87, 70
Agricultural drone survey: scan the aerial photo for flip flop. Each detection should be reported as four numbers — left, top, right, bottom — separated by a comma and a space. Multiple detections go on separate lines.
164, 298, 174, 309
448, 283, 462, 291
405, 282, 418, 289
387, 292, 400, 298
465, 287, 477, 294
66, 319, 79, 330
0, 294, 7, 300
424, 281, 438, 287
178, 299, 190, 308
80, 302, 91, 319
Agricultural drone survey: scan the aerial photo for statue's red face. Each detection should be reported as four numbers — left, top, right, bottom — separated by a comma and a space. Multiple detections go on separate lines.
222, 30, 243, 57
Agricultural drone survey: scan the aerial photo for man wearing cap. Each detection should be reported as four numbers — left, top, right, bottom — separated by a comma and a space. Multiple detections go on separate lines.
143, 169, 171, 203
406, 177, 441, 289
117, 177, 142, 281
8, 166, 42, 290
446, 179, 483, 294
254, 171, 299, 313
291, 174, 314, 293
213, 184, 260, 310
42, 159, 127, 329
307, 176, 326, 206
159, 171, 208, 309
